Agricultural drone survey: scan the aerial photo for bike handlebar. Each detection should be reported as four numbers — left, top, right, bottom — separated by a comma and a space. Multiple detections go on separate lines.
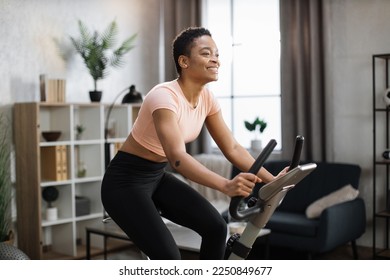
288, 135, 304, 171
229, 135, 305, 221
228, 139, 277, 221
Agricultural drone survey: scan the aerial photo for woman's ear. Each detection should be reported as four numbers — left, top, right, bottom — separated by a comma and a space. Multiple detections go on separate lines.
178, 55, 188, 69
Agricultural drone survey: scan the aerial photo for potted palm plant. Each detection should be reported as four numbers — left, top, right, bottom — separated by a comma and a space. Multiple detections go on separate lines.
244, 117, 267, 151
0, 113, 12, 243
70, 19, 137, 102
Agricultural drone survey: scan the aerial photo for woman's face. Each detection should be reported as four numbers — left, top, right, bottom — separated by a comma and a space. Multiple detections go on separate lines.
182, 35, 220, 84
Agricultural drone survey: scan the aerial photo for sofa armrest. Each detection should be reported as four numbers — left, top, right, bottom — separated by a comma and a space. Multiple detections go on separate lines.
317, 198, 366, 251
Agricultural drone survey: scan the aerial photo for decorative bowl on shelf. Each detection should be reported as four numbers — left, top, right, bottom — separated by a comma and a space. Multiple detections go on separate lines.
42, 131, 62, 142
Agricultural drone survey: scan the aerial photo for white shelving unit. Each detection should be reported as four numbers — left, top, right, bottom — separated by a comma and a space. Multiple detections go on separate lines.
13, 102, 140, 259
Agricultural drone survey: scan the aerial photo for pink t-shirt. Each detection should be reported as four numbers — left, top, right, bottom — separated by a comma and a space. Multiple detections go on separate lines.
131, 80, 220, 157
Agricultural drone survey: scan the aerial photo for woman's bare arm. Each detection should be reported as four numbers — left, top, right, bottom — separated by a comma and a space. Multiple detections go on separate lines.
205, 111, 279, 184
153, 108, 259, 197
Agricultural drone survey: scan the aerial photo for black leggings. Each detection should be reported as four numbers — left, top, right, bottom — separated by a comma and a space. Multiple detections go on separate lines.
101, 151, 227, 260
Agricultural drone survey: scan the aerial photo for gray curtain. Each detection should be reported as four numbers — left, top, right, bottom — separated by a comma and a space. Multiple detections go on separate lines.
162, 0, 211, 155
280, 0, 326, 162
163, 0, 203, 81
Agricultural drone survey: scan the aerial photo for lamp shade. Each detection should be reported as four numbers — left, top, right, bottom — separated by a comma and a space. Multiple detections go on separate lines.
122, 85, 143, 104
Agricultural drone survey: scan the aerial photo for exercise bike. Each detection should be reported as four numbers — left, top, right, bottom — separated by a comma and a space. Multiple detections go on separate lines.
225, 136, 317, 260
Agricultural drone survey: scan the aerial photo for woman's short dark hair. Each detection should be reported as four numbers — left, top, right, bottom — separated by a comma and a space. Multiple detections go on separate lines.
172, 27, 212, 75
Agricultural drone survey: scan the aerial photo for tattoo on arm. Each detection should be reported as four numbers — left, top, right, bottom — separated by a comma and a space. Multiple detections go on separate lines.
175, 160, 181, 168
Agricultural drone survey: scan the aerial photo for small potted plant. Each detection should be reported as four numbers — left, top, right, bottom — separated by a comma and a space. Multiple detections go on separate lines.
42, 186, 59, 221
244, 117, 267, 151
75, 124, 85, 140
69, 19, 137, 102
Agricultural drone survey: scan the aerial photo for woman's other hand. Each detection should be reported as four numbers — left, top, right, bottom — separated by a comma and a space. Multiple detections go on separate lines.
275, 166, 289, 180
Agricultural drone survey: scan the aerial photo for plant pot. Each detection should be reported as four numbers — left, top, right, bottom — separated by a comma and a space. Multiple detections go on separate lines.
89, 91, 102, 102
46, 207, 58, 221
251, 139, 262, 151
2, 230, 14, 245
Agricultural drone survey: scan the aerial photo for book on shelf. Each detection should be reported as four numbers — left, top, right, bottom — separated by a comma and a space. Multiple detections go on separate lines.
39, 74, 66, 103
40, 145, 68, 181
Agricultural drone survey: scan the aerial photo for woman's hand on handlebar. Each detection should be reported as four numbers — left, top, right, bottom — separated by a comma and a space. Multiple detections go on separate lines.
275, 166, 289, 180
223, 173, 261, 197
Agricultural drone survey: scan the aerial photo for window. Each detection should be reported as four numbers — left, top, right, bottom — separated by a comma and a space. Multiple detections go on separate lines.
202, 0, 281, 150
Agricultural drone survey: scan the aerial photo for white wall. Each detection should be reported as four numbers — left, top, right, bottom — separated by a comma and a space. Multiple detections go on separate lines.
324, 0, 390, 248
0, 0, 161, 105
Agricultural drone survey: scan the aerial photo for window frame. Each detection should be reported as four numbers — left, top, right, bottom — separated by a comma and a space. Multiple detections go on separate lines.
202, 0, 282, 151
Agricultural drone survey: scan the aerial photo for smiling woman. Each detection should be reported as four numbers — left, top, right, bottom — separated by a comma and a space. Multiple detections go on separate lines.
101, 27, 282, 260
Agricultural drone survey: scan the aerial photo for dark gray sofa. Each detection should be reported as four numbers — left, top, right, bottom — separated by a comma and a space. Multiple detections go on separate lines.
228, 160, 366, 259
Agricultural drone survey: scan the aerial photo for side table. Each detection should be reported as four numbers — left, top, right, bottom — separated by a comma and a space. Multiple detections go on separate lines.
86, 220, 271, 259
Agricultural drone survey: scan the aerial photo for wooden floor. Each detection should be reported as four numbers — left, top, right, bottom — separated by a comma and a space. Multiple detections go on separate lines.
248, 244, 373, 260
91, 242, 374, 260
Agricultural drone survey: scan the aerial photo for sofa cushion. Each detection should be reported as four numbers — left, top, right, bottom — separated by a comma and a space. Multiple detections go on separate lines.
266, 211, 320, 237
305, 184, 359, 219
